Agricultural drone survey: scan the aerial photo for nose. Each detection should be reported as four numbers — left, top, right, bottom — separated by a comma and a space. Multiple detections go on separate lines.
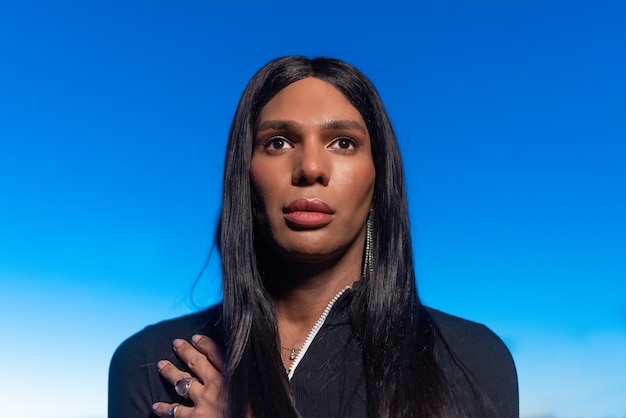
292, 142, 329, 186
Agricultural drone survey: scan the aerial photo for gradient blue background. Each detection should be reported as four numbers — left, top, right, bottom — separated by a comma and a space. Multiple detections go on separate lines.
1, 1, 625, 417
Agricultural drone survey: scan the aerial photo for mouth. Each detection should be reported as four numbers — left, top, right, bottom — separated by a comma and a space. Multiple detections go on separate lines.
283, 198, 334, 228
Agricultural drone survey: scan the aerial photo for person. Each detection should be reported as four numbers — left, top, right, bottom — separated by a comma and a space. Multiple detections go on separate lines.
109, 56, 518, 418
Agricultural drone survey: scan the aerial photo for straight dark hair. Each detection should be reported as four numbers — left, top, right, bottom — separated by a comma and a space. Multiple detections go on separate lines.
217, 56, 462, 417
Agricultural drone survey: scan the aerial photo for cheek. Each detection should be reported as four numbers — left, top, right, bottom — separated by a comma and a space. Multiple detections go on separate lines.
250, 159, 284, 213
250, 160, 269, 199
250, 161, 269, 220
340, 162, 376, 201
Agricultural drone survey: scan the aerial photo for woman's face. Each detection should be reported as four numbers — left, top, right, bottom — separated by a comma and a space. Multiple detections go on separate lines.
250, 77, 375, 263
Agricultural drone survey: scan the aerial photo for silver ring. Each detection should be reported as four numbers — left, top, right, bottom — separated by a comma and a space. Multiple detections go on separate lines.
168, 405, 178, 417
175, 376, 197, 398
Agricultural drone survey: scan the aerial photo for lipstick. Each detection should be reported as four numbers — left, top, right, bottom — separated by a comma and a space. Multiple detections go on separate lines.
283, 198, 334, 228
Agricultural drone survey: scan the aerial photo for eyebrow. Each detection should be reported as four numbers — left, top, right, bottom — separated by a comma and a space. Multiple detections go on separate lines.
257, 120, 300, 132
323, 120, 367, 133
257, 119, 366, 134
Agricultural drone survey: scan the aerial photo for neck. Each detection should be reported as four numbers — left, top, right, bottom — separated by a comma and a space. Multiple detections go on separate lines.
275, 273, 354, 370
274, 234, 363, 323
273, 231, 364, 351
276, 270, 353, 325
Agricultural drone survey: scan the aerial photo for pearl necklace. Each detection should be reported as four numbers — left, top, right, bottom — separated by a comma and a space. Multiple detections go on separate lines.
285, 286, 351, 380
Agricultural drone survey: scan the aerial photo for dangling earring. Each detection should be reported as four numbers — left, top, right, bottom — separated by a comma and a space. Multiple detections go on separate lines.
362, 210, 374, 278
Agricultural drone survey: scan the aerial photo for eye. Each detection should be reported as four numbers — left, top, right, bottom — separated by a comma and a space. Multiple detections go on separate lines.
328, 136, 358, 151
264, 136, 294, 151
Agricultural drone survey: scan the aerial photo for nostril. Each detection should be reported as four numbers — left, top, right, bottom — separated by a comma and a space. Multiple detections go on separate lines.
295, 175, 325, 186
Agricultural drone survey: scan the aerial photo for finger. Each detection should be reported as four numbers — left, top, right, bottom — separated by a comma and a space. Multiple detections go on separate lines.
157, 360, 204, 400
173, 339, 223, 384
191, 334, 225, 372
152, 402, 191, 418
157, 359, 191, 384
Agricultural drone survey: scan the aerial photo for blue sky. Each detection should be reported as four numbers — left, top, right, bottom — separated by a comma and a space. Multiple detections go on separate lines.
1, 1, 625, 417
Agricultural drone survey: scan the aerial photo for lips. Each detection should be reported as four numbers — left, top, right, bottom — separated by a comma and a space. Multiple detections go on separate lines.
283, 198, 334, 228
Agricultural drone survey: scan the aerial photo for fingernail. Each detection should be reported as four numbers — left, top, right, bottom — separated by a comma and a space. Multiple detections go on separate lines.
157, 360, 167, 371
173, 338, 184, 348
192, 334, 202, 344
152, 402, 159, 411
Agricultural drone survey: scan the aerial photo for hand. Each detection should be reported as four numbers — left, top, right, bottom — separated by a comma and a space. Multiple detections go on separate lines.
152, 334, 226, 417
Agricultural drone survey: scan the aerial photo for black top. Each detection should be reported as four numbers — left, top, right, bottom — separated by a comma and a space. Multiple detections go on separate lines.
109, 292, 518, 417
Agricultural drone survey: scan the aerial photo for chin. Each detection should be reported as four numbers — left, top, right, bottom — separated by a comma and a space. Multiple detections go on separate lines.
276, 243, 341, 264
283, 247, 333, 261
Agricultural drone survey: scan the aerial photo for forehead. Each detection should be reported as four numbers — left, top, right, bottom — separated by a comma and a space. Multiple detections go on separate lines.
257, 77, 364, 125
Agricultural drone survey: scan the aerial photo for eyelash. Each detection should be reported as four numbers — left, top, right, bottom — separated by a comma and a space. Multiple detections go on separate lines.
262, 135, 359, 152
263, 136, 294, 151
328, 136, 359, 151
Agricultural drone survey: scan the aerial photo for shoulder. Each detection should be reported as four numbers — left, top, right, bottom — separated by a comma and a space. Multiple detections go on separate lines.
131, 303, 223, 347
427, 307, 512, 361
426, 307, 519, 417
111, 303, 224, 366
108, 304, 224, 418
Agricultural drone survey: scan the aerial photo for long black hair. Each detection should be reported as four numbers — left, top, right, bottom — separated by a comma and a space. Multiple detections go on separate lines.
217, 56, 461, 417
